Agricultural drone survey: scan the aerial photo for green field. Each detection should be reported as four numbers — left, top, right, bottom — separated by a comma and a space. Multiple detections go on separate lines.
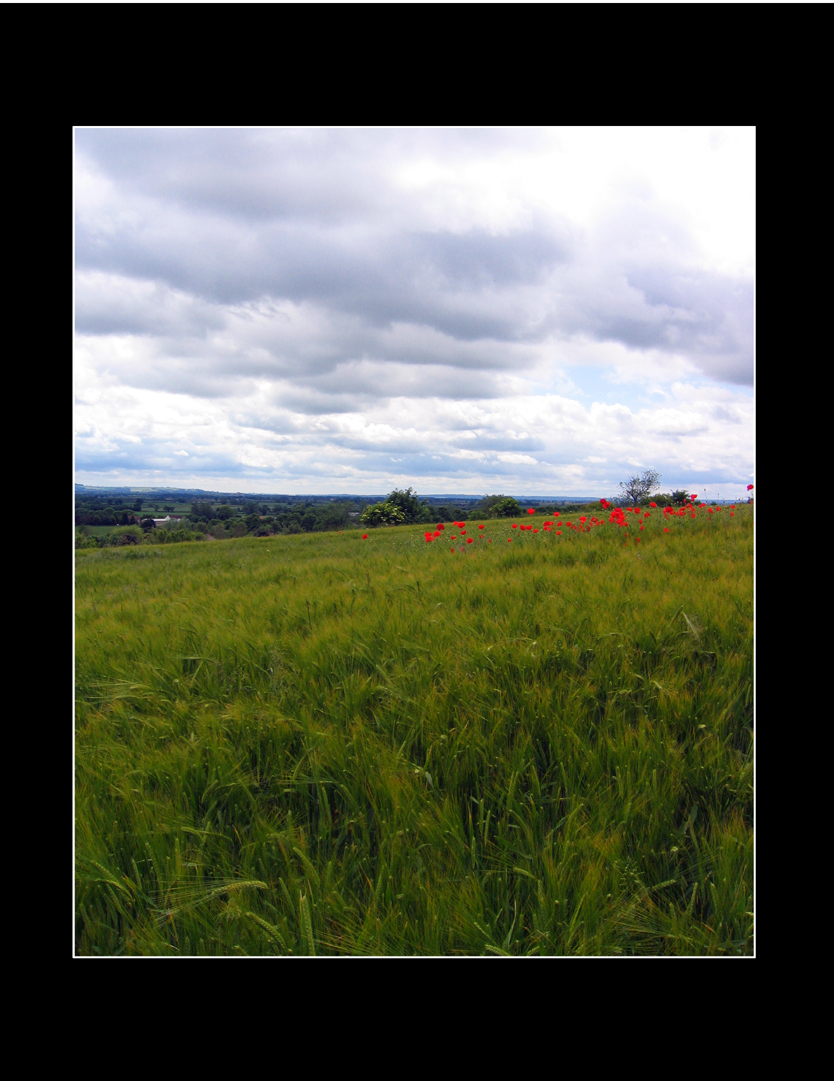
75, 506, 754, 955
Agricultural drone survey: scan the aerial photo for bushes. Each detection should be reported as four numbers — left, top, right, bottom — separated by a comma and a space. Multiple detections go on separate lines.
361, 488, 432, 527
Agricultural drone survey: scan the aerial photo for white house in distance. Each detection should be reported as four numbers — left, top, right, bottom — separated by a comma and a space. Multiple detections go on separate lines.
151, 515, 184, 525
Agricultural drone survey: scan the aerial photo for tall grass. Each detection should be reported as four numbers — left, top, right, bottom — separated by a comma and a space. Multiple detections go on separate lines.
75, 507, 753, 955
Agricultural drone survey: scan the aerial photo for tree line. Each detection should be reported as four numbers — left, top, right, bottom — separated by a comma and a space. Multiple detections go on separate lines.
75, 474, 702, 550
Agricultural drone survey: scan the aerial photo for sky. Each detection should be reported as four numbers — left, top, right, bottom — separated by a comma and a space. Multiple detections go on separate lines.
74, 127, 754, 500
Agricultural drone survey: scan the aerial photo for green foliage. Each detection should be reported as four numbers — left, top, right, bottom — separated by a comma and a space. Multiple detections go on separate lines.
145, 527, 205, 545
363, 488, 432, 526
360, 501, 406, 527
477, 495, 522, 518
619, 470, 661, 505
76, 506, 753, 955
75, 528, 98, 550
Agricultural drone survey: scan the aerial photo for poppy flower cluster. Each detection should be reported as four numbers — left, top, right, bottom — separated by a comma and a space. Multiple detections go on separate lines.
425, 520, 487, 544
414, 493, 748, 555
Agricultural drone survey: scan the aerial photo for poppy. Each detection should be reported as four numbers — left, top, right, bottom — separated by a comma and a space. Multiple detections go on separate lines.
579, 516, 587, 523
437, 523, 444, 531
747, 484, 754, 491
512, 523, 518, 529
533, 528, 539, 533
466, 537, 473, 544
478, 524, 485, 529
663, 527, 669, 533
450, 547, 455, 553
691, 494, 698, 500
362, 534, 368, 539
528, 508, 535, 515
460, 529, 467, 534
650, 502, 657, 508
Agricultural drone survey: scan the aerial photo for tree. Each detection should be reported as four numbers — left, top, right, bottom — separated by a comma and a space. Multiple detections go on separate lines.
361, 488, 430, 527
618, 470, 661, 505
476, 494, 521, 519
385, 487, 431, 523
360, 501, 406, 527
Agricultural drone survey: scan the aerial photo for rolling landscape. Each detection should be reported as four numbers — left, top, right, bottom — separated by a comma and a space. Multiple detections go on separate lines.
75, 493, 753, 955
75, 127, 754, 956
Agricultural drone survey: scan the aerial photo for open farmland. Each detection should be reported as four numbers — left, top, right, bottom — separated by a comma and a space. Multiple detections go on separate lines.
75, 504, 754, 955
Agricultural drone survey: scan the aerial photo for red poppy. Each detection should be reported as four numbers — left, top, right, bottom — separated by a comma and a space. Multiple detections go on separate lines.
527, 508, 535, 515
579, 516, 587, 523
450, 547, 455, 553
555, 530, 561, 535
466, 537, 473, 544
650, 502, 657, 508
512, 523, 518, 529
478, 524, 485, 529
691, 493, 698, 499
533, 528, 539, 533
507, 538, 512, 543
437, 523, 445, 531
747, 484, 754, 491
362, 534, 368, 539
459, 529, 467, 534
730, 512, 735, 516
663, 527, 669, 533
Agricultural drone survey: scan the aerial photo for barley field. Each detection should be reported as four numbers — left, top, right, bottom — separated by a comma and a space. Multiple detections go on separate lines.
75, 505, 754, 955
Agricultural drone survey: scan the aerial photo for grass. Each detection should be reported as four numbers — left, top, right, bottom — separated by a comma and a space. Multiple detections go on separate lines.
75, 506, 753, 955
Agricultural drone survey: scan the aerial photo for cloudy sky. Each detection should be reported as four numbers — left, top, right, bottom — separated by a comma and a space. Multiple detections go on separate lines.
74, 127, 754, 499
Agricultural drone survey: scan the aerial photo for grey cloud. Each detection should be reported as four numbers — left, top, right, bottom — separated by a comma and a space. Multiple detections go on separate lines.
76, 127, 547, 227
75, 129, 753, 445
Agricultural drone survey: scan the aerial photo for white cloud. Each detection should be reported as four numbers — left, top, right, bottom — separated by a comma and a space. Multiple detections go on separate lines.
75, 128, 754, 497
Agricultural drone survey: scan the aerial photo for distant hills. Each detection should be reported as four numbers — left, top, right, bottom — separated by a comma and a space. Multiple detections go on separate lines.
75, 484, 601, 503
